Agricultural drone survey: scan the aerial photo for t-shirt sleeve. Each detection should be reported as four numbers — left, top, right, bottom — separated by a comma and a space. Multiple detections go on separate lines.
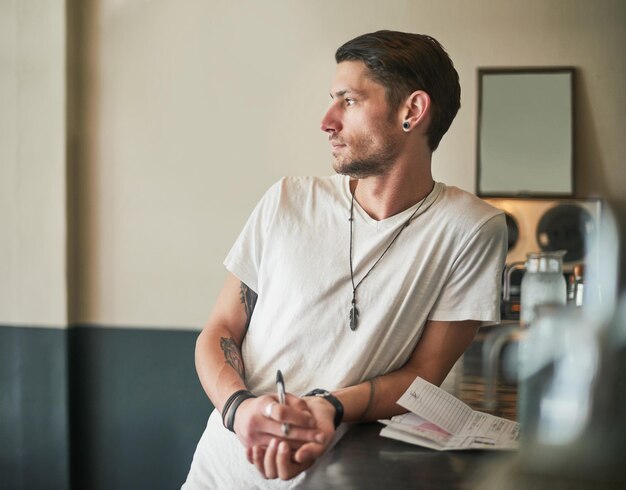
428, 212, 507, 322
223, 180, 282, 293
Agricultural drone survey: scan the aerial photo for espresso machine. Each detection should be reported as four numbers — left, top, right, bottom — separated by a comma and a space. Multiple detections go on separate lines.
483, 197, 602, 320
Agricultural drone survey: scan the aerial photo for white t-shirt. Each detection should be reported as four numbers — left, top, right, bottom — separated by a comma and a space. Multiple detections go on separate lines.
183, 175, 506, 489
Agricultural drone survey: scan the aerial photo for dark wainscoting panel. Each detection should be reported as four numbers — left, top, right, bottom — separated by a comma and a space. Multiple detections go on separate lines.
0, 325, 70, 490
68, 326, 213, 490
0, 325, 212, 490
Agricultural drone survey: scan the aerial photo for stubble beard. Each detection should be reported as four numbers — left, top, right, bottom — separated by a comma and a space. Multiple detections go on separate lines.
332, 120, 402, 179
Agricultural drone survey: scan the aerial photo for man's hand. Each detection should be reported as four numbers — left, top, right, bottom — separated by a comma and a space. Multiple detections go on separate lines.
233, 393, 323, 449
248, 394, 337, 480
293, 395, 336, 462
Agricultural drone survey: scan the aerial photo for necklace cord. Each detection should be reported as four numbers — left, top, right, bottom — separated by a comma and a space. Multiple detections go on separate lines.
348, 181, 434, 330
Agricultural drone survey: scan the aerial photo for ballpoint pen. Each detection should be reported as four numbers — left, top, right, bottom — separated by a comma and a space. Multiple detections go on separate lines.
276, 370, 290, 436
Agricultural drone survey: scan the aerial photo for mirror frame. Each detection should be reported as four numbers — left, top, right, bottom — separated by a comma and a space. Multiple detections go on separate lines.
476, 67, 575, 198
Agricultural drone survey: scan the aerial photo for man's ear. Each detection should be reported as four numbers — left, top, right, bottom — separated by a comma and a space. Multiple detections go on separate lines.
400, 91, 431, 131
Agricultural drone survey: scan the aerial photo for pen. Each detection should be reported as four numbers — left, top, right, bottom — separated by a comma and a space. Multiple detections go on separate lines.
276, 370, 289, 436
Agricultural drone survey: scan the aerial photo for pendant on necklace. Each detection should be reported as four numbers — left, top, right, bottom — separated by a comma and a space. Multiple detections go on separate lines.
349, 297, 359, 331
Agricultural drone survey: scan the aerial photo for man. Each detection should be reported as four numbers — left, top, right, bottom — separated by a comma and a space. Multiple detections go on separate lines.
183, 31, 506, 488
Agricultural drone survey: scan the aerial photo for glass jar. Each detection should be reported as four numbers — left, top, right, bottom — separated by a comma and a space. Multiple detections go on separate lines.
520, 251, 567, 327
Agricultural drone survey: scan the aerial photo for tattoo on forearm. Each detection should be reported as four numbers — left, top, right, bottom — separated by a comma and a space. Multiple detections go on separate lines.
359, 378, 378, 421
239, 282, 258, 333
220, 337, 245, 380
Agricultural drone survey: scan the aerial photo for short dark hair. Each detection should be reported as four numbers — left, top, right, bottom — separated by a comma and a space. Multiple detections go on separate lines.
335, 30, 461, 151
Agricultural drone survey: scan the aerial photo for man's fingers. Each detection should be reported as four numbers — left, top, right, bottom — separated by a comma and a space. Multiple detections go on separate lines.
249, 440, 316, 481
270, 400, 316, 429
276, 441, 295, 480
285, 393, 312, 412
252, 445, 265, 477
257, 418, 325, 444
274, 426, 323, 444
256, 405, 323, 443
294, 441, 325, 464
263, 439, 279, 479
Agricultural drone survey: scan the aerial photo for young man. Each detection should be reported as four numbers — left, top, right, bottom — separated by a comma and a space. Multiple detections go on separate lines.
183, 31, 506, 488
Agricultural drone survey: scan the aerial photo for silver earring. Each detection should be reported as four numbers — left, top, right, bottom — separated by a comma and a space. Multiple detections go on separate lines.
402, 121, 410, 132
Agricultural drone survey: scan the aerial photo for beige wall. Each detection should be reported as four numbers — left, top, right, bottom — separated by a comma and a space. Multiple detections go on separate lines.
3, 0, 625, 329
0, 0, 67, 327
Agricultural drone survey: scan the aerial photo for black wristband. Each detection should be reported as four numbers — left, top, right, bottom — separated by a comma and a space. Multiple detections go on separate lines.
303, 388, 344, 429
221, 390, 249, 428
225, 391, 257, 433
221, 390, 255, 432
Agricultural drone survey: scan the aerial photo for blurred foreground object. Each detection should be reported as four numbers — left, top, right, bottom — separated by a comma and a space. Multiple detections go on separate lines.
474, 199, 626, 490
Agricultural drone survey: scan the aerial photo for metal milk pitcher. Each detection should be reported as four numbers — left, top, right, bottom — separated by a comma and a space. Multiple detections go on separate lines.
519, 251, 567, 327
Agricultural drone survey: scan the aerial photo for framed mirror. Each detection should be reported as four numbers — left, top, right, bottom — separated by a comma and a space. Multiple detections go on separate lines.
476, 67, 575, 197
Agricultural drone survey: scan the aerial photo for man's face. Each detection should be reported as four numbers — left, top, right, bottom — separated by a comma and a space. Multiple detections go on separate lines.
321, 61, 403, 178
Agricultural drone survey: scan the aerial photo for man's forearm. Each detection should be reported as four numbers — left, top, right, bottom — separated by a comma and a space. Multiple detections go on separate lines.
331, 319, 480, 423
331, 369, 417, 423
194, 278, 259, 411
195, 325, 250, 411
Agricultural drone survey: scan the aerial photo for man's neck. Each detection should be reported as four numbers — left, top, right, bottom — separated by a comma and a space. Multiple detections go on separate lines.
350, 156, 434, 221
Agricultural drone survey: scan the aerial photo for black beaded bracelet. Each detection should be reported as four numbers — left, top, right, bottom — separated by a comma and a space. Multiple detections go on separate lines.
303, 389, 344, 429
224, 390, 257, 433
